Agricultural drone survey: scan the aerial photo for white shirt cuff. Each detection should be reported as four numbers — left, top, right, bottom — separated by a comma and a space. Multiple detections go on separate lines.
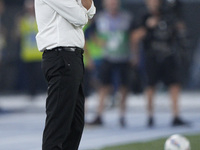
77, 0, 96, 19
87, 1, 96, 19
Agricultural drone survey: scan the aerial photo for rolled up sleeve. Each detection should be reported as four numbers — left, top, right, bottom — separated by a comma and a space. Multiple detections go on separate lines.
77, 0, 96, 19
86, 1, 96, 19
43, 0, 89, 26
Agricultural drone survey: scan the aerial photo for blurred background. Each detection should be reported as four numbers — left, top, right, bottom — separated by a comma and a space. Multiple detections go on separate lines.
0, 0, 199, 94
0, 0, 200, 150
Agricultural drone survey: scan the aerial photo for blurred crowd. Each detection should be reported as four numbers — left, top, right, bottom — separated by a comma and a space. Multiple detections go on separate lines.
0, 0, 45, 96
0, 0, 200, 125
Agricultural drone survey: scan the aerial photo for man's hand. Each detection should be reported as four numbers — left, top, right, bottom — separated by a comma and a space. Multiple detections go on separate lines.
81, 0, 92, 10
146, 16, 159, 28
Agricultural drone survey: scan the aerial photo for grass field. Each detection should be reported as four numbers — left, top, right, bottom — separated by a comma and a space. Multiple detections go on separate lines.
101, 134, 200, 150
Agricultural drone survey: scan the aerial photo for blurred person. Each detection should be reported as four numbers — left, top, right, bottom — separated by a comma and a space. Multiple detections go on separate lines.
0, 0, 6, 112
34, 0, 96, 149
87, 0, 132, 127
0, 0, 6, 63
83, 19, 104, 97
16, 0, 45, 98
83, 20, 104, 114
0, 0, 6, 76
130, 0, 189, 127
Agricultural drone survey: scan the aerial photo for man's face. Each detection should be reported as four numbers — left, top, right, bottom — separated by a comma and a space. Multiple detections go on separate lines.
146, 0, 161, 13
104, 0, 120, 14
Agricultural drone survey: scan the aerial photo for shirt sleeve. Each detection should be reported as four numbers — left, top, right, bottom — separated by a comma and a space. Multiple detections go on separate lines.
43, 0, 89, 26
77, 0, 96, 19
86, 1, 96, 19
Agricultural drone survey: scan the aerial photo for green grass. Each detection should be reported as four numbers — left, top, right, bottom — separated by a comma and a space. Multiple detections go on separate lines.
101, 134, 200, 150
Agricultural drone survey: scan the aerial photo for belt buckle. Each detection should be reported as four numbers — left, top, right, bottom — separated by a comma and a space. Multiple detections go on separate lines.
58, 48, 63, 51
70, 47, 76, 52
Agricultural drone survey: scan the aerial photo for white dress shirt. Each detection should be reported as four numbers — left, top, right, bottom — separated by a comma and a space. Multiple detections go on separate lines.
34, 0, 96, 51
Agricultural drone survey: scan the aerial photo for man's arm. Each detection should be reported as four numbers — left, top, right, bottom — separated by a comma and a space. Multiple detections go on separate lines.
43, 0, 89, 26
79, 0, 96, 19
81, 0, 92, 10
130, 27, 146, 66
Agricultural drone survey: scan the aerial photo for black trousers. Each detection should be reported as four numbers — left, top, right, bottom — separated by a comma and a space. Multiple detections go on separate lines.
41, 48, 85, 150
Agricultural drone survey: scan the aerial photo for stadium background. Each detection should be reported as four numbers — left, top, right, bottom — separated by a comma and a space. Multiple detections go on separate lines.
0, 0, 200, 150
0, 0, 200, 93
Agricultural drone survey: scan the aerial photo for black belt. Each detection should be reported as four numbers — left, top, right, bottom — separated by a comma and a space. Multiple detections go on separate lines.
46, 46, 84, 54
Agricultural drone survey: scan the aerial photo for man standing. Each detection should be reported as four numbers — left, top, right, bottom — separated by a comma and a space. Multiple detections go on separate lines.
87, 0, 132, 127
130, 0, 188, 127
34, 0, 96, 150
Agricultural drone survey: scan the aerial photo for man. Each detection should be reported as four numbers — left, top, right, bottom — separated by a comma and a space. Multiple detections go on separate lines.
0, 0, 6, 112
34, 0, 96, 149
0, 0, 6, 80
83, 19, 103, 98
130, 0, 189, 127
87, 0, 132, 127
0, 0, 6, 62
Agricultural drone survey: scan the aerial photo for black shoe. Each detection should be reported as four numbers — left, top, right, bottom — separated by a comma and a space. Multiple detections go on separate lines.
87, 116, 103, 126
172, 117, 189, 127
147, 117, 154, 127
119, 117, 126, 128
